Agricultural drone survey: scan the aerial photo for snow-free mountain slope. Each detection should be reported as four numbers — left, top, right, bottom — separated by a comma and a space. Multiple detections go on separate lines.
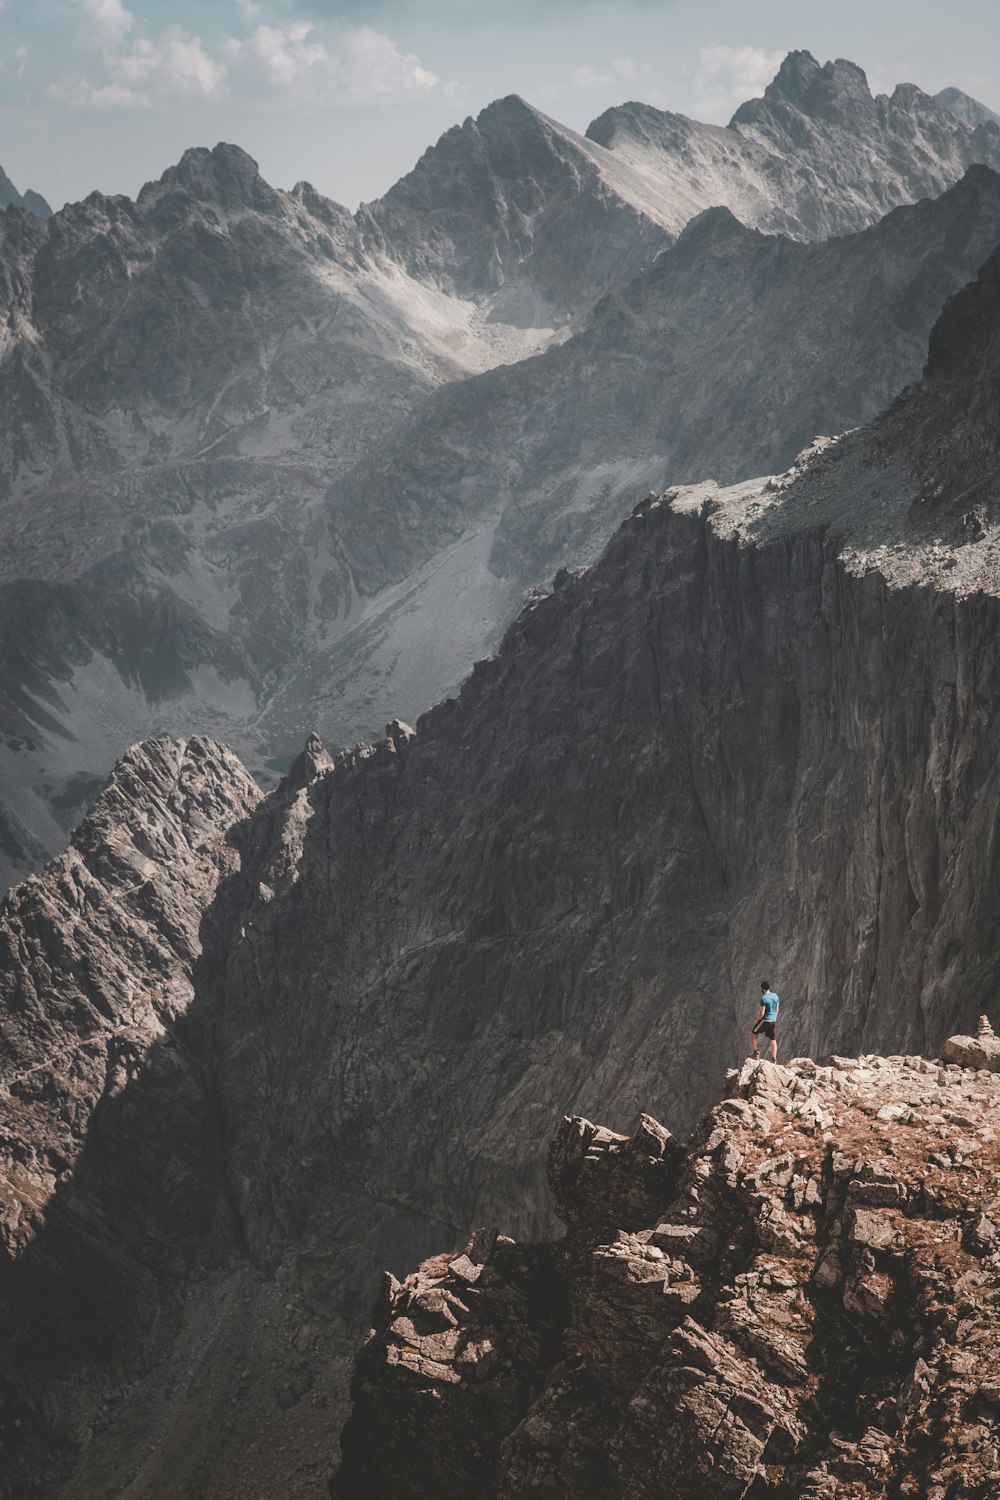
315, 164, 1000, 678
358, 94, 673, 314
591, 49, 1000, 241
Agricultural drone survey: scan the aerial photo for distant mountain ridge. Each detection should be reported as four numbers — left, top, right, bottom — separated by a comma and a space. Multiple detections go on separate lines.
3, 50, 1000, 890
0, 162, 50, 217
936, 85, 1000, 129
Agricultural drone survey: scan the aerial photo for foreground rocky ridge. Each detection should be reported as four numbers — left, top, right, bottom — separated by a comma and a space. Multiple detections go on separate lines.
4, 51, 1000, 889
337, 1047, 1000, 1498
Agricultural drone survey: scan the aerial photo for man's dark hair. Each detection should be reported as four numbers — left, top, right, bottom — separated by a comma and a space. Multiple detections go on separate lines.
760, 980, 770, 991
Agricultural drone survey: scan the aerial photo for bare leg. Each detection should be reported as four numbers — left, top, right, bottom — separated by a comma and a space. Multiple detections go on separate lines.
749, 1031, 759, 1056
769, 1037, 778, 1062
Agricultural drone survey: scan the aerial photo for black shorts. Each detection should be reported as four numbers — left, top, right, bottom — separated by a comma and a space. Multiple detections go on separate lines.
753, 1020, 776, 1041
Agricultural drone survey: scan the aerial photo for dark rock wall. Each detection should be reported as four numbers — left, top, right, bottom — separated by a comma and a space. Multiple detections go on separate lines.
212, 492, 1000, 1463
7, 485, 1000, 1492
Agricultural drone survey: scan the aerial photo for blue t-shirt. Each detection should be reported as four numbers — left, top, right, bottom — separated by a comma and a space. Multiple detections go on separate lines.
760, 990, 779, 1022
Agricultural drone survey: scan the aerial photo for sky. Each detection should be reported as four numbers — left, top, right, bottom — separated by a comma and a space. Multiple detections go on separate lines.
2, 0, 999, 211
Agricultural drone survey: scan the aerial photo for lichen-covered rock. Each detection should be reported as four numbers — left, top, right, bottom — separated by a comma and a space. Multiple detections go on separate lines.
335, 1055, 1000, 1497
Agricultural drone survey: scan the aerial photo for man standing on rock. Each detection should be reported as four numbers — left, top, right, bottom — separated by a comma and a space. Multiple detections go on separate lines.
750, 982, 780, 1062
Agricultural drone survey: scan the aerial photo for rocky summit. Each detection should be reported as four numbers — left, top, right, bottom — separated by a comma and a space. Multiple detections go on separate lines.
336, 1046, 1000, 1498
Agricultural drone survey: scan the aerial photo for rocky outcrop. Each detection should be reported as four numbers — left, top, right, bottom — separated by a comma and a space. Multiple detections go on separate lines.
337, 1051, 1000, 1497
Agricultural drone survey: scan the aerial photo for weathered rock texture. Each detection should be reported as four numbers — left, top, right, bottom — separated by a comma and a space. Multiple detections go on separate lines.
337, 1052, 1000, 1498
4, 51, 1000, 890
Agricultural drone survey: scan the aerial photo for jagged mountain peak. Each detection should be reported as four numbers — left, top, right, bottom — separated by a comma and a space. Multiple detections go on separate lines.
756, 46, 823, 106
732, 49, 878, 128
137, 141, 282, 218
936, 85, 1000, 129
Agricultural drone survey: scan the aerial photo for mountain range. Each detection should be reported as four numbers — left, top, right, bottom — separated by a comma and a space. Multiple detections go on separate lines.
6, 163, 1000, 1491
3, 52, 1000, 891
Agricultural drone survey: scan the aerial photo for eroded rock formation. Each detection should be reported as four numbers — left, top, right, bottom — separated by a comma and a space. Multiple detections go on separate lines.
337, 1052, 1000, 1497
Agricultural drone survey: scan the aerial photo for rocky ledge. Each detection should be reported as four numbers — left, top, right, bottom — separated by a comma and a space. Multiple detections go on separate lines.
335, 1045, 1000, 1498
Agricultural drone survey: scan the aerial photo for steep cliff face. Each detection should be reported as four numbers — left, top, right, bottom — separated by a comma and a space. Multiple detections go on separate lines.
336, 1050, 1000, 1497
10, 423, 1000, 1490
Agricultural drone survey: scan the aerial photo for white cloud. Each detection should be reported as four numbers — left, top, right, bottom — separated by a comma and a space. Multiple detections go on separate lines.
222, 22, 438, 106
53, 25, 228, 108
540, 55, 650, 101
77, 0, 134, 48
570, 57, 646, 91
689, 45, 784, 122
51, 5, 440, 111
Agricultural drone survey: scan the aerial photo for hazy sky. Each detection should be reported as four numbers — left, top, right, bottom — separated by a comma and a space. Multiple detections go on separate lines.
3, 0, 999, 210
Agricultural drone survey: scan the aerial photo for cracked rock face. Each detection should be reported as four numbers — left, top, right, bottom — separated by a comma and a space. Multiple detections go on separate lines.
336, 1052, 1000, 1498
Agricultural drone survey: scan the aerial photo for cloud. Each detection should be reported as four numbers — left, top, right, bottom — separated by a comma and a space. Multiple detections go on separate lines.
570, 57, 647, 91
689, 44, 784, 122
221, 21, 438, 105
51, 8, 441, 110
296, 0, 651, 15
53, 25, 227, 107
77, 0, 134, 47
539, 55, 651, 103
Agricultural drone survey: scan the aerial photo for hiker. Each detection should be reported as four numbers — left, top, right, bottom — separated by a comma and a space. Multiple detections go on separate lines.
750, 981, 779, 1062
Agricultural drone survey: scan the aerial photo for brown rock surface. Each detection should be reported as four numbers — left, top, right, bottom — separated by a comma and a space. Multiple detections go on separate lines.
336, 1053, 1000, 1497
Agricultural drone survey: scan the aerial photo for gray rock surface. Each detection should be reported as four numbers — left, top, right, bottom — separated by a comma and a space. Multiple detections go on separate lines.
5, 53, 1000, 891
